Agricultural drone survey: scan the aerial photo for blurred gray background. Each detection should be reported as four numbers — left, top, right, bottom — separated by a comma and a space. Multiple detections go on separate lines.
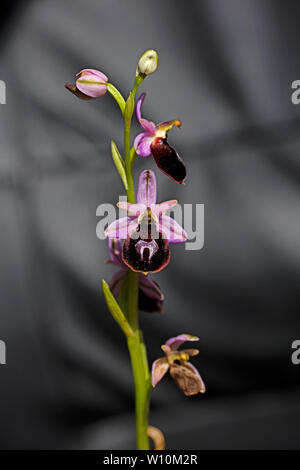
0, 0, 300, 449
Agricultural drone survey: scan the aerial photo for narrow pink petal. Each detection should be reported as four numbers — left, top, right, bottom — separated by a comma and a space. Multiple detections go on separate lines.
134, 133, 153, 157
165, 334, 199, 351
134, 132, 147, 150
139, 274, 164, 302
137, 170, 157, 206
151, 200, 178, 217
181, 348, 199, 357
136, 93, 156, 132
117, 202, 146, 216
128, 219, 140, 235
159, 215, 188, 243
151, 357, 169, 387
140, 118, 156, 134
104, 216, 138, 239
136, 93, 146, 122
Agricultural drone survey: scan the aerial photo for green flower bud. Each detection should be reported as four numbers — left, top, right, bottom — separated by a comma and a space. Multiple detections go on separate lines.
137, 49, 159, 76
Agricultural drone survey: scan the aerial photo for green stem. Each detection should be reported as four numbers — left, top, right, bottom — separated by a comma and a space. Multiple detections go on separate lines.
123, 76, 151, 450
124, 111, 135, 204
124, 75, 142, 204
127, 330, 151, 450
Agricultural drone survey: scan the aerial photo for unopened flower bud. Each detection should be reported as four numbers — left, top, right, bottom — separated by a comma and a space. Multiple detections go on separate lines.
65, 68, 108, 100
137, 50, 159, 76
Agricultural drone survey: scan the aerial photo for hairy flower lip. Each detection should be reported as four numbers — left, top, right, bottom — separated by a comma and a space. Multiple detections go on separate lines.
150, 137, 187, 184
107, 238, 164, 313
122, 233, 170, 274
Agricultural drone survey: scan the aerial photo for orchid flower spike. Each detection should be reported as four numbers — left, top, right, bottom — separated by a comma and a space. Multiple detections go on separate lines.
108, 239, 164, 313
134, 93, 187, 184
65, 68, 108, 100
104, 170, 188, 273
151, 334, 206, 396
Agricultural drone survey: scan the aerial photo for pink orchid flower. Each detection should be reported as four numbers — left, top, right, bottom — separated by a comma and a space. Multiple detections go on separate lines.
134, 93, 187, 184
152, 334, 206, 396
65, 68, 108, 100
104, 170, 187, 273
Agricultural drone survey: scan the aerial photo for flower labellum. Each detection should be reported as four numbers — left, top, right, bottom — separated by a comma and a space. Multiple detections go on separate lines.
134, 93, 187, 184
65, 68, 108, 100
137, 49, 159, 76
151, 334, 206, 396
104, 170, 187, 273
123, 224, 170, 274
107, 238, 164, 313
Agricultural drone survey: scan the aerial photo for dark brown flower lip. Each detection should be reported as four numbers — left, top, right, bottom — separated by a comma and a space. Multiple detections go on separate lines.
108, 238, 164, 314
150, 137, 187, 184
138, 286, 163, 313
122, 230, 170, 273
122, 248, 170, 273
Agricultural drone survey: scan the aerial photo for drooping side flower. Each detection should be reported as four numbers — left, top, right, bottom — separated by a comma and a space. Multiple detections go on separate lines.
65, 68, 108, 100
151, 334, 206, 396
104, 170, 187, 273
134, 93, 187, 184
108, 238, 164, 313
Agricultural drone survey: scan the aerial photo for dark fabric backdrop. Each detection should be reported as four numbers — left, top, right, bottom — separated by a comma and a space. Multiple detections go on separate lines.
0, 0, 300, 449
